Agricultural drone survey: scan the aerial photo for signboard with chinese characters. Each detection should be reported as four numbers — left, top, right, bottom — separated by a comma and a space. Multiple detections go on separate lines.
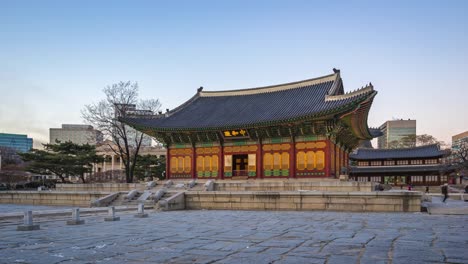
222, 129, 249, 139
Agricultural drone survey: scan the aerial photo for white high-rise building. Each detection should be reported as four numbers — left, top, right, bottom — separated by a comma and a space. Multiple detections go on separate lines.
377, 119, 416, 149
50, 124, 103, 145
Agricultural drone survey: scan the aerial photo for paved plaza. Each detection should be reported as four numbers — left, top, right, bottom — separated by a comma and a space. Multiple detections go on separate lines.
0, 208, 467, 264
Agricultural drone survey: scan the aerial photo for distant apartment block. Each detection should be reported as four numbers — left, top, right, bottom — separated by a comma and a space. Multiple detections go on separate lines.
0, 133, 33, 152
452, 131, 468, 151
377, 119, 416, 149
50, 124, 103, 145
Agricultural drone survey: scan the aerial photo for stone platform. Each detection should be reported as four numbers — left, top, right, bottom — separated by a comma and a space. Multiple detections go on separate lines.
185, 190, 422, 212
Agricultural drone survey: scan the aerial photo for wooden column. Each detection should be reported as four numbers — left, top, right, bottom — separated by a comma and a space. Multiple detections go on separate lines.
191, 145, 196, 179
220, 145, 224, 180
257, 139, 263, 179
334, 143, 338, 175
166, 147, 170, 180
325, 140, 331, 178
290, 139, 296, 178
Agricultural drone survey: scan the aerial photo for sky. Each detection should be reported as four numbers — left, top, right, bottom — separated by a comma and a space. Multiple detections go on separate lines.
0, 0, 467, 148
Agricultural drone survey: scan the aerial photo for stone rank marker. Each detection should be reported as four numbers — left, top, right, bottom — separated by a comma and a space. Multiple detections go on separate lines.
67, 208, 85, 225
104, 206, 120, 221
17, 211, 40, 231
134, 203, 148, 218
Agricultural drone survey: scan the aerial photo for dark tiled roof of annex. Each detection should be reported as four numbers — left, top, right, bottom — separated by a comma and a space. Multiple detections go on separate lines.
349, 144, 445, 160
121, 69, 377, 131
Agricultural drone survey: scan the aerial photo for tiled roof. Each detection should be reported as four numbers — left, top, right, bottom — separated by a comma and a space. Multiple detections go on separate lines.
349, 144, 445, 160
121, 71, 377, 131
349, 164, 443, 173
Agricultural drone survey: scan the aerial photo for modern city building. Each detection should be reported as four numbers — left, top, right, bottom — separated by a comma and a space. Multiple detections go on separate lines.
451, 131, 468, 151
49, 124, 103, 145
349, 144, 447, 186
121, 69, 380, 180
377, 119, 416, 149
0, 133, 33, 153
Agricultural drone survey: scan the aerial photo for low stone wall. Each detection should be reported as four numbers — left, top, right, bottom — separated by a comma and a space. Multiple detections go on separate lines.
214, 180, 376, 192
0, 191, 108, 207
56, 183, 145, 192
185, 191, 421, 212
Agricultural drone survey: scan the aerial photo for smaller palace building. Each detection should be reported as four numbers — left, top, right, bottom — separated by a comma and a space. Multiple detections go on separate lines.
349, 144, 447, 186
121, 69, 380, 180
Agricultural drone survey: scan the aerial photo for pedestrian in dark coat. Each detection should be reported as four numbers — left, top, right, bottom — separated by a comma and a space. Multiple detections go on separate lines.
441, 183, 449, 203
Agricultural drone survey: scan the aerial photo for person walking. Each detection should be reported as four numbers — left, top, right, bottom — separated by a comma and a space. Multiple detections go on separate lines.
441, 183, 449, 203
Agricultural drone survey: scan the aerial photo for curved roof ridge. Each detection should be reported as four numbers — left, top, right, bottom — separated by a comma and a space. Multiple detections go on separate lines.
350, 144, 444, 160
165, 93, 201, 116
325, 83, 374, 102
199, 72, 338, 97
357, 144, 440, 153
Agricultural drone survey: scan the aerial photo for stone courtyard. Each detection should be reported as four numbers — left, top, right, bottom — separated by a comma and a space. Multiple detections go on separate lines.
0, 208, 467, 264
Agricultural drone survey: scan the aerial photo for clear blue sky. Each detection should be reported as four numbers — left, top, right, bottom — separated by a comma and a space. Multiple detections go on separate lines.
1, 0, 467, 148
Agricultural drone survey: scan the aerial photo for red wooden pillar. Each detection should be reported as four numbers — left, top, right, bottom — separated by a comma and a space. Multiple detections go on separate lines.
191, 146, 196, 179
166, 147, 171, 180
325, 140, 331, 178
345, 152, 349, 167
220, 145, 224, 179
338, 147, 343, 172
256, 141, 262, 179
334, 143, 338, 177
338, 147, 341, 173
290, 140, 296, 178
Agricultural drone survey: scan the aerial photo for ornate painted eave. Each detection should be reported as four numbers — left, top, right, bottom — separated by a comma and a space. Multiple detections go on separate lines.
338, 87, 378, 140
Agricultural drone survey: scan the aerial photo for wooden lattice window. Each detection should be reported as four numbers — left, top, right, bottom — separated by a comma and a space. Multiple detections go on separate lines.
281, 153, 289, 170
184, 156, 191, 173
170, 157, 178, 173
248, 154, 256, 172
273, 153, 281, 170
297, 151, 305, 170
204, 156, 212, 171
197, 156, 204, 171
212, 155, 219, 172
316, 151, 325, 170
264, 153, 273, 170
177, 157, 184, 173
306, 151, 315, 170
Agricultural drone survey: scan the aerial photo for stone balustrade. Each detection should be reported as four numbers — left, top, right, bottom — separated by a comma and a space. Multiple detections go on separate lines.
213, 180, 377, 192
56, 183, 145, 192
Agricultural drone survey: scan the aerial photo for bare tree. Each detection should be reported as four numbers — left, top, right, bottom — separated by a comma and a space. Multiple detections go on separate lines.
388, 134, 445, 149
416, 134, 440, 146
452, 141, 468, 172
82, 81, 161, 183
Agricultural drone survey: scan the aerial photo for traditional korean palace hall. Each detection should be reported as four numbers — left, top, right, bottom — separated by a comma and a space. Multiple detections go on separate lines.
122, 69, 381, 180
349, 144, 446, 186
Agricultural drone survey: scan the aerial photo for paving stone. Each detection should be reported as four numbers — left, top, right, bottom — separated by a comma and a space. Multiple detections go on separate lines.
0, 208, 466, 264
327, 254, 360, 264
274, 255, 326, 264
